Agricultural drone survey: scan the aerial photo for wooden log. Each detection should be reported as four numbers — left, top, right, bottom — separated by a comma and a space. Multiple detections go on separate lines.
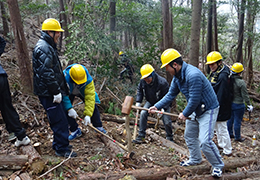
146, 129, 189, 157
19, 144, 45, 175
0, 155, 28, 170
78, 157, 258, 180
99, 135, 125, 157
9, 171, 32, 180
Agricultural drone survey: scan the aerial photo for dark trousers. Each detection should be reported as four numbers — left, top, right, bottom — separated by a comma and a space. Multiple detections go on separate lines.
0, 75, 26, 140
39, 96, 70, 152
68, 104, 103, 132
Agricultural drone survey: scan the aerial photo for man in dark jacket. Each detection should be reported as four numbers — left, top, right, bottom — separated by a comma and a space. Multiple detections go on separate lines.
133, 64, 173, 143
0, 36, 31, 147
32, 18, 76, 157
206, 51, 232, 156
119, 51, 134, 83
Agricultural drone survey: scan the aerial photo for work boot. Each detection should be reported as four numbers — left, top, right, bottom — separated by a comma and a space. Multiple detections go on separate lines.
132, 136, 145, 144
15, 136, 31, 147
55, 150, 77, 157
8, 132, 16, 141
68, 128, 82, 141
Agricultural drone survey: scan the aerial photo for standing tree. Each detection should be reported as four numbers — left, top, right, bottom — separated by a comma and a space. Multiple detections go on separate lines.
59, 0, 69, 50
189, 0, 202, 67
7, 0, 32, 93
0, 1, 9, 37
213, 0, 218, 51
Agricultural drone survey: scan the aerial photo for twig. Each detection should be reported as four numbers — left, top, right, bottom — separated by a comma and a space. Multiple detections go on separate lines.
98, 78, 107, 95
20, 96, 40, 126
37, 151, 73, 179
106, 87, 123, 104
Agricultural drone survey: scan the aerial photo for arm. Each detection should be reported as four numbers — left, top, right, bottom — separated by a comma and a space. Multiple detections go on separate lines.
83, 81, 96, 117
240, 80, 251, 105
136, 81, 144, 103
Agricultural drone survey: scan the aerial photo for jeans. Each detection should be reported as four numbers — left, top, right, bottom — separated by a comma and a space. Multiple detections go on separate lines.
185, 106, 224, 169
138, 101, 173, 139
227, 103, 245, 140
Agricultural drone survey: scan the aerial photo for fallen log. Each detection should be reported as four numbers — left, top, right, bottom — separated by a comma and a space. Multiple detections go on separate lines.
19, 144, 45, 175
99, 135, 125, 156
9, 171, 32, 180
146, 129, 189, 157
78, 157, 257, 180
0, 155, 28, 170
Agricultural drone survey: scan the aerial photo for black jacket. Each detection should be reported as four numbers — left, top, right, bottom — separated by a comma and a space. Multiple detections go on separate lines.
208, 65, 232, 121
32, 31, 69, 96
136, 72, 170, 109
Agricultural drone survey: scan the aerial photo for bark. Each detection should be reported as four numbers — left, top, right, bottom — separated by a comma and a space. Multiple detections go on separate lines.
59, 0, 69, 49
7, 0, 33, 93
0, 1, 9, 37
78, 157, 257, 180
9, 171, 32, 180
206, 0, 213, 74
189, 0, 202, 67
109, 0, 116, 41
19, 144, 45, 175
0, 155, 28, 170
213, 0, 218, 51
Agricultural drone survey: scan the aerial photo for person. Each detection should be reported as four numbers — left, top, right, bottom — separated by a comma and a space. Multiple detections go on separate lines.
133, 64, 173, 144
32, 18, 76, 157
206, 51, 232, 156
62, 63, 106, 141
148, 48, 224, 178
227, 63, 253, 142
0, 36, 31, 147
119, 51, 134, 83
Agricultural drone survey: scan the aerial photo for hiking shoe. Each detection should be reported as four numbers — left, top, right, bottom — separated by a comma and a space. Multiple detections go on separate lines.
55, 150, 77, 157
166, 137, 174, 142
96, 127, 107, 134
180, 160, 199, 167
68, 128, 82, 141
15, 136, 30, 147
8, 132, 16, 141
211, 167, 222, 178
132, 136, 145, 144
235, 138, 245, 142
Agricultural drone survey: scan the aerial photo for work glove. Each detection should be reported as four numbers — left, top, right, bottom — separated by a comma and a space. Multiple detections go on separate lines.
157, 108, 164, 118
247, 105, 253, 112
83, 116, 91, 126
68, 108, 78, 119
135, 102, 141, 107
53, 93, 62, 103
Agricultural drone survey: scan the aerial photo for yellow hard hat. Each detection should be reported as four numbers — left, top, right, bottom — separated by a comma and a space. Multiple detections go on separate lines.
119, 51, 124, 56
42, 18, 64, 32
231, 62, 244, 73
206, 51, 222, 65
160, 48, 181, 68
69, 64, 87, 84
140, 64, 154, 79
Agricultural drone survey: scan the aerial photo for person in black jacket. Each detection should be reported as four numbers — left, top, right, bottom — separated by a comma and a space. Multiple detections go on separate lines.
0, 36, 31, 147
32, 18, 76, 157
133, 64, 173, 143
118, 51, 134, 83
206, 51, 232, 156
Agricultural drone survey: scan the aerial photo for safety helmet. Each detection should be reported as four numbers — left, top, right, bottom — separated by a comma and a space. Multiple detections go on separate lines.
160, 48, 181, 68
206, 51, 222, 65
140, 64, 154, 79
119, 51, 124, 56
42, 18, 64, 32
231, 62, 244, 73
69, 64, 87, 84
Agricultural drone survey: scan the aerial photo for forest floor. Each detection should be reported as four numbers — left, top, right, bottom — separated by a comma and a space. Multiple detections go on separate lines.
0, 24, 260, 179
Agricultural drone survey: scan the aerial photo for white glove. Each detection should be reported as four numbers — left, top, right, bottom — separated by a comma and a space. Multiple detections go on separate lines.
53, 93, 62, 103
68, 108, 78, 119
83, 116, 91, 126
157, 108, 164, 118
135, 102, 141, 107
247, 105, 253, 112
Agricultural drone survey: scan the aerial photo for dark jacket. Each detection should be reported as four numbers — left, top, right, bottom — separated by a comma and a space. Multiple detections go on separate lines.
32, 31, 69, 96
208, 65, 232, 121
136, 72, 170, 109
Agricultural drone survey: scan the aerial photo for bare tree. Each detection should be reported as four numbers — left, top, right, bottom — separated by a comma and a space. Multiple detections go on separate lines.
110, 0, 116, 41
213, 0, 218, 51
206, 0, 213, 74
7, 0, 33, 93
189, 0, 202, 67
0, 1, 9, 37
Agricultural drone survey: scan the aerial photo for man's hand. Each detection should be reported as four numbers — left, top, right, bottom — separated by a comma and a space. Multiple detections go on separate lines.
53, 93, 62, 103
247, 105, 253, 112
83, 116, 91, 126
148, 106, 158, 113
178, 113, 187, 121
157, 108, 164, 118
68, 108, 78, 119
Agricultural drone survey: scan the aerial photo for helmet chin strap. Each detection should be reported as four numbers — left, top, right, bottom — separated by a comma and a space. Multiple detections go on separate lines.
169, 62, 177, 75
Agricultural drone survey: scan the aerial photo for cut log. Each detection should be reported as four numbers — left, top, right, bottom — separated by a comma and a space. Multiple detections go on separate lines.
0, 155, 28, 170
78, 157, 257, 180
19, 144, 45, 175
146, 129, 190, 157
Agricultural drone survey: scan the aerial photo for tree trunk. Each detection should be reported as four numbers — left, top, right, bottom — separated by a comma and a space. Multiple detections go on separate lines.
162, 0, 173, 49
189, 0, 202, 67
59, 0, 69, 51
7, 0, 33, 93
213, 0, 218, 51
0, 155, 28, 170
206, 0, 213, 74
236, 0, 246, 63
0, 1, 9, 37
109, 0, 116, 41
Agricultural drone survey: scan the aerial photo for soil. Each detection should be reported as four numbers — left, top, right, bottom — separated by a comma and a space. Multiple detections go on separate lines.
0, 25, 260, 180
